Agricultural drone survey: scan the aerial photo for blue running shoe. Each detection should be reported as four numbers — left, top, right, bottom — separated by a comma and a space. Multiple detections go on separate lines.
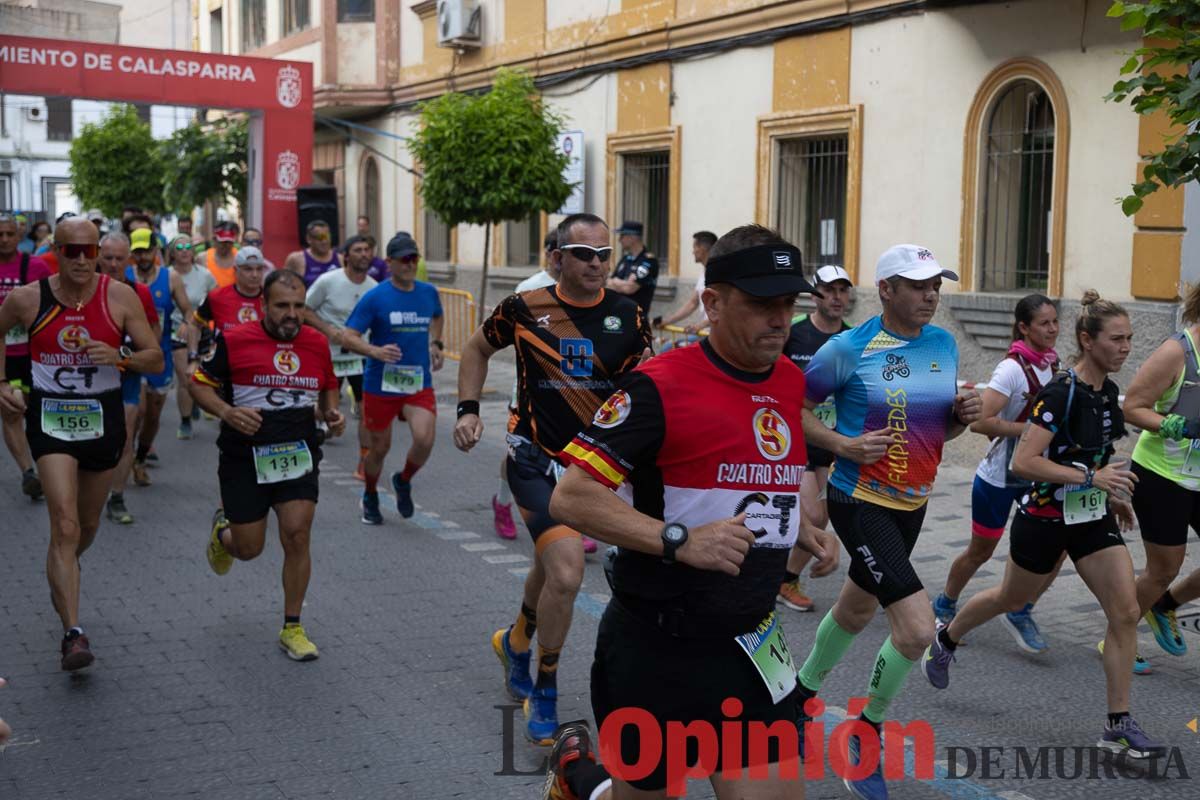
524, 686, 558, 746
844, 723, 888, 800
1002, 603, 1047, 653
931, 593, 957, 624
1145, 607, 1186, 656
922, 623, 956, 690
1099, 715, 1166, 760
361, 491, 383, 525
491, 626, 533, 700
391, 472, 414, 518
1097, 640, 1152, 675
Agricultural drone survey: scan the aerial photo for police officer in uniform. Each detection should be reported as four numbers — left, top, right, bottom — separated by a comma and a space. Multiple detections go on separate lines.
606, 221, 659, 316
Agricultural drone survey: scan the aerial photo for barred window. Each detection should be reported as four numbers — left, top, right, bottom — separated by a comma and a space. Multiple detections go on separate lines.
773, 135, 847, 275
361, 157, 379, 241
620, 151, 670, 260
338, 0, 374, 22
424, 209, 451, 263
506, 213, 540, 268
282, 0, 310, 37
46, 97, 72, 142
241, 0, 267, 51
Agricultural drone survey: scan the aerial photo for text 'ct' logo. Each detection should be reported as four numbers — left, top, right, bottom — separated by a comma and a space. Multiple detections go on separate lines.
237, 306, 260, 324
276, 150, 300, 191
276, 65, 302, 108
57, 325, 90, 353
273, 350, 301, 376
559, 338, 593, 377
753, 407, 791, 462
593, 391, 631, 429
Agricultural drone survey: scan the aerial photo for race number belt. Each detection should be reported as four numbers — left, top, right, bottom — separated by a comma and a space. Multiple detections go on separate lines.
41, 398, 103, 442
253, 440, 314, 484
1180, 439, 1200, 478
381, 363, 423, 395
734, 611, 797, 704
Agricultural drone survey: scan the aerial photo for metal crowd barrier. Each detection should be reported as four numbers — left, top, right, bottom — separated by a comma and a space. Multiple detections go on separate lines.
436, 288, 477, 361
654, 323, 708, 351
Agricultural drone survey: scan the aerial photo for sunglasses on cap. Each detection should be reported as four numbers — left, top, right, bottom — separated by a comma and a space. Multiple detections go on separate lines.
59, 243, 99, 260
559, 244, 613, 264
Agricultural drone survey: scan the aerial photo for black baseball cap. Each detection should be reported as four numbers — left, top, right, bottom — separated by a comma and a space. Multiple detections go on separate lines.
386, 233, 419, 259
705, 243, 816, 298
615, 221, 643, 236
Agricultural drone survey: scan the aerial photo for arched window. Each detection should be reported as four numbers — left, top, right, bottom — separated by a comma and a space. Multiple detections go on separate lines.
360, 156, 379, 239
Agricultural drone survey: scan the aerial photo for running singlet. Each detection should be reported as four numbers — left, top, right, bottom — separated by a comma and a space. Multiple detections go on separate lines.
1020, 372, 1125, 521
302, 250, 339, 286
194, 285, 264, 334
482, 286, 651, 456
192, 323, 336, 455
126, 265, 173, 346
0, 252, 52, 357
562, 340, 808, 620
206, 248, 237, 288
28, 275, 123, 396
805, 315, 959, 510
345, 280, 442, 395
1132, 330, 1200, 491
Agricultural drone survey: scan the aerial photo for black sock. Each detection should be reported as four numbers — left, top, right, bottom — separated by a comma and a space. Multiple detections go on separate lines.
1108, 711, 1130, 728
938, 626, 958, 651
565, 758, 610, 800
135, 443, 150, 462
110, 492, 122, 502
784, 570, 800, 583
284, 616, 300, 626
1154, 590, 1180, 614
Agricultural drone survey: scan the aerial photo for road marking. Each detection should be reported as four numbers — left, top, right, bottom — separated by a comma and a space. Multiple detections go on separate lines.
509, 568, 530, 577
333, 480, 361, 486
437, 530, 480, 541
462, 542, 507, 552
484, 554, 529, 564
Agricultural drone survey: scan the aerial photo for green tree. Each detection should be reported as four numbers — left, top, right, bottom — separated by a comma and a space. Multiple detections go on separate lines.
159, 117, 249, 217
408, 68, 573, 322
68, 104, 165, 217
1106, 1, 1200, 215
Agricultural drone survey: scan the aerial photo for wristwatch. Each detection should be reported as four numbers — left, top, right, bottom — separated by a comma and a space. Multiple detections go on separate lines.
432, 339, 445, 351
661, 523, 688, 564
117, 345, 133, 370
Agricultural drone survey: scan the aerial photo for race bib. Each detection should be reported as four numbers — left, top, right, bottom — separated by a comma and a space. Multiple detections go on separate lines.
813, 399, 836, 429
41, 398, 103, 442
5, 323, 28, 346
1180, 439, 1200, 478
381, 363, 423, 395
1063, 485, 1106, 525
253, 440, 314, 484
332, 354, 365, 377
734, 612, 797, 704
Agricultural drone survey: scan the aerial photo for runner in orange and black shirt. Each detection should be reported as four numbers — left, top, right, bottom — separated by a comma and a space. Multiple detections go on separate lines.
454, 213, 652, 746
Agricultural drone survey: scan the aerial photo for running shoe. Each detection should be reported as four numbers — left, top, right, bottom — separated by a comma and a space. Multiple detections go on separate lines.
146, 451, 159, 464
778, 579, 815, 612
541, 720, 595, 800
278, 624, 319, 661
844, 722, 888, 800
491, 626, 534, 700
1002, 603, 1047, 653
206, 512, 233, 576
1097, 640, 1152, 675
493, 495, 517, 540
931, 592, 957, 624
361, 491, 383, 525
20, 467, 42, 500
1099, 715, 1166, 760
392, 473, 414, 518
106, 494, 133, 524
581, 536, 597, 554
524, 686, 558, 746
1145, 607, 1186, 656
61, 632, 94, 671
132, 460, 151, 487
177, 419, 193, 440
922, 623, 956, 690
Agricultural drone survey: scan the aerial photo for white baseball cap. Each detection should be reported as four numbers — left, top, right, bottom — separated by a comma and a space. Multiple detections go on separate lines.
875, 244, 959, 283
814, 265, 853, 285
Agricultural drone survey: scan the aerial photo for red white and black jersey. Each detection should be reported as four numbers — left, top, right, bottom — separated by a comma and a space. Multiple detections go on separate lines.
28, 275, 123, 396
562, 340, 808, 620
194, 285, 264, 334
193, 322, 336, 456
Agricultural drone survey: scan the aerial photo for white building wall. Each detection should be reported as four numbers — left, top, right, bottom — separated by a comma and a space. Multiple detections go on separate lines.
546, 0, 610, 31
544, 72, 617, 229
337, 23, 377, 85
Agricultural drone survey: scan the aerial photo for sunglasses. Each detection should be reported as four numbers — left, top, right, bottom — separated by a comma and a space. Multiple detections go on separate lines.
174, 243, 194, 251
395, 255, 419, 264
59, 243, 99, 260
309, 232, 330, 242
559, 244, 613, 264
243, 238, 263, 247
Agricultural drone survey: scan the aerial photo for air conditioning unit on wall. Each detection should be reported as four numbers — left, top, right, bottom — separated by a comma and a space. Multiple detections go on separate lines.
437, 0, 481, 48
25, 106, 45, 122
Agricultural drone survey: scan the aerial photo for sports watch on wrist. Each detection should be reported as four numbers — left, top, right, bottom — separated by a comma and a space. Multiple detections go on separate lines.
661, 523, 688, 564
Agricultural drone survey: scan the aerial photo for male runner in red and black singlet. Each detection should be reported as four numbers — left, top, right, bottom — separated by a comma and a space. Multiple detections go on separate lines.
192, 246, 266, 340
0, 218, 161, 671
191, 269, 344, 661
455, 213, 652, 745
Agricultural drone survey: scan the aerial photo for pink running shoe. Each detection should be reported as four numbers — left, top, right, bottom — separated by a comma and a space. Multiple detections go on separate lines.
493, 495, 518, 540
582, 536, 598, 554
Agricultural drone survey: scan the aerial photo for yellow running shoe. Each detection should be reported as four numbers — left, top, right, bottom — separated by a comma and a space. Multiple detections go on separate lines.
279, 624, 319, 661
206, 510, 233, 575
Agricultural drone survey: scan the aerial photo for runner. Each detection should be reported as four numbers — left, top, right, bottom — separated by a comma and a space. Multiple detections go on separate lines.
792, 244, 980, 800
540, 224, 835, 800
931, 294, 1061, 655
606, 220, 659, 316
0, 213, 53, 499
203, 221, 240, 288
341, 233, 442, 523
1141, 566, 1200, 656
240, 227, 276, 271
191, 269, 344, 661
191, 246, 266, 339
125, 229, 193, 485
285, 221, 341, 287
98, 233, 161, 525
923, 291, 1165, 760
455, 213, 652, 745
302, 234, 378, 480
1120, 282, 1200, 670
778, 264, 853, 613
167, 235, 217, 439
493, 231, 561, 541
0, 218, 161, 670
651, 230, 716, 345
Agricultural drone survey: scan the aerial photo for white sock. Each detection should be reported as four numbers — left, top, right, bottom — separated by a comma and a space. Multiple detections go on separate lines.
497, 478, 512, 505
588, 780, 612, 800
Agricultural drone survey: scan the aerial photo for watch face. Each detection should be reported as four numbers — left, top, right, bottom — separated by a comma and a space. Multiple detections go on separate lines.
664, 524, 686, 544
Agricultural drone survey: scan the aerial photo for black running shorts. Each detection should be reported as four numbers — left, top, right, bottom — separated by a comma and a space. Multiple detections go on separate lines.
338, 373, 363, 404
5, 353, 31, 393
1009, 511, 1124, 574
25, 390, 125, 473
1131, 461, 1200, 548
506, 438, 578, 552
218, 449, 321, 524
807, 445, 835, 470
827, 486, 928, 607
